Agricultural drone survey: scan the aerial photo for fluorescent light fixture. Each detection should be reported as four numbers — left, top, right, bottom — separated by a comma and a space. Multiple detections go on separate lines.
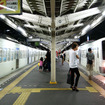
40, 43, 48, 48
29, 36, 33, 39
6, 29, 10, 32
74, 36, 80, 39
0, 15, 5, 19
102, 11, 105, 16
67, 43, 69, 46
6, 37, 18, 42
40, 43, 42, 45
24, 24, 40, 29
81, 25, 91, 35
6, 18, 17, 29
74, 36, 78, 39
91, 16, 103, 28
0, 5, 16, 11
17, 27, 27, 37
48, 27, 51, 32
68, 23, 84, 29
73, 23, 84, 27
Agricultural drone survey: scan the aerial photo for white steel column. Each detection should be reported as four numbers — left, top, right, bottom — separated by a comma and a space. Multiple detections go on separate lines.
50, 0, 57, 84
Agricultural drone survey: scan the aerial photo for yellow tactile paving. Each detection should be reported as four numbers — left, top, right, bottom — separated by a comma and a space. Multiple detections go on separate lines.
80, 71, 105, 98
66, 61, 105, 98
13, 92, 31, 105
11, 86, 97, 105
0, 65, 37, 100
9, 86, 97, 94
86, 87, 98, 92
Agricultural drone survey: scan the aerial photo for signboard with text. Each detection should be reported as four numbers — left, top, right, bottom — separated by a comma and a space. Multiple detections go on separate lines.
0, 0, 22, 15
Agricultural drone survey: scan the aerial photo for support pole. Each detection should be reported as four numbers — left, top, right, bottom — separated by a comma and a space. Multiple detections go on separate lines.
50, 0, 57, 84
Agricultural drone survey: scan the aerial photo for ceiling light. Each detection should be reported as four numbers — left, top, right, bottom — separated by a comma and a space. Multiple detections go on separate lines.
24, 24, 40, 29
6, 30, 10, 32
29, 36, 33, 39
6, 18, 17, 29
81, 25, 91, 35
74, 36, 78, 39
17, 27, 27, 37
40, 43, 42, 45
48, 27, 51, 32
102, 11, 105, 16
6, 37, 18, 42
0, 15, 5, 19
91, 16, 103, 28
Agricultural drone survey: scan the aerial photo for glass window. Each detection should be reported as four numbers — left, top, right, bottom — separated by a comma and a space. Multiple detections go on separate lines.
7, 48, 10, 61
15, 49, 19, 59
19, 50, 22, 59
11, 49, 14, 60
3, 48, 7, 62
0, 48, 2, 62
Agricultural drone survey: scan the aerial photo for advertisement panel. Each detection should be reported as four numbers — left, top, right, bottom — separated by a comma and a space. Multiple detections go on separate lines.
0, 0, 22, 14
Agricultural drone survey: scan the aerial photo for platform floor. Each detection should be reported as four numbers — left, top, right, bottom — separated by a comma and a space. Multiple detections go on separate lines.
0, 59, 105, 105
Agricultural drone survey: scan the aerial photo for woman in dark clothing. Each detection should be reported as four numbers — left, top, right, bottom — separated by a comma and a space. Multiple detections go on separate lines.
46, 50, 51, 72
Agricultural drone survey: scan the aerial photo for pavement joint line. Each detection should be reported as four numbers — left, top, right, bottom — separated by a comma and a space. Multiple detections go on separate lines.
0, 64, 37, 100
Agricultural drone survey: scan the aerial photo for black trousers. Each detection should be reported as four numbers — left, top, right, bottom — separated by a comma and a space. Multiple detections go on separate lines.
70, 68, 80, 87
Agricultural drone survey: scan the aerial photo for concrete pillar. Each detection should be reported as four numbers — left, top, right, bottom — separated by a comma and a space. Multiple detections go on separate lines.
50, 0, 57, 84
50, 30, 56, 84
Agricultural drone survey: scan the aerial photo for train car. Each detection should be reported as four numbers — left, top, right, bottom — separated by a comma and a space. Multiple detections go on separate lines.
79, 38, 105, 75
65, 38, 105, 76
0, 38, 46, 78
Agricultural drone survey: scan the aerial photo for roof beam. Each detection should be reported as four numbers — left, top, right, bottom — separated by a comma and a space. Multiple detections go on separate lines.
60, 0, 64, 16
88, 0, 96, 9
56, 23, 84, 33
56, 30, 80, 41
74, 0, 81, 13
9, 12, 51, 26
56, 6, 103, 27
42, 0, 47, 16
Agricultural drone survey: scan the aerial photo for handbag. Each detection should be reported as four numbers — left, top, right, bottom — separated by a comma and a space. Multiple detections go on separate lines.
67, 70, 71, 84
88, 59, 92, 65
38, 63, 40, 66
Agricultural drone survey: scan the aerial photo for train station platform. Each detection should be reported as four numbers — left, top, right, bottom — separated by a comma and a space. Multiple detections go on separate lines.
0, 59, 105, 105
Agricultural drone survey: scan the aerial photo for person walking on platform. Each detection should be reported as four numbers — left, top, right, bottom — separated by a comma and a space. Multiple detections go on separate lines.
86, 48, 94, 80
62, 51, 66, 65
69, 42, 80, 91
46, 50, 51, 72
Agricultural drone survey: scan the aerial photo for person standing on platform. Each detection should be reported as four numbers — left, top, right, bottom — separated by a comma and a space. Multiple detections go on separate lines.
69, 42, 80, 91
39, 57, 43, 72
46, 50, 51, 72
86, 48, 94, 80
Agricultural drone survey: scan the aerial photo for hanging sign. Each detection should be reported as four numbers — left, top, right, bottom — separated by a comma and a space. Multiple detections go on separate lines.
0, 0, 22, 14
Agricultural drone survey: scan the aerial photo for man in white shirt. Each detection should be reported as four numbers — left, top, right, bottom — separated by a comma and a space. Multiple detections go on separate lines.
69, 42, 80, 91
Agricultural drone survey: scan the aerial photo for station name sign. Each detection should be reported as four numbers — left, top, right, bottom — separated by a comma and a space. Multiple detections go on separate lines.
0, 0, 22, 15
